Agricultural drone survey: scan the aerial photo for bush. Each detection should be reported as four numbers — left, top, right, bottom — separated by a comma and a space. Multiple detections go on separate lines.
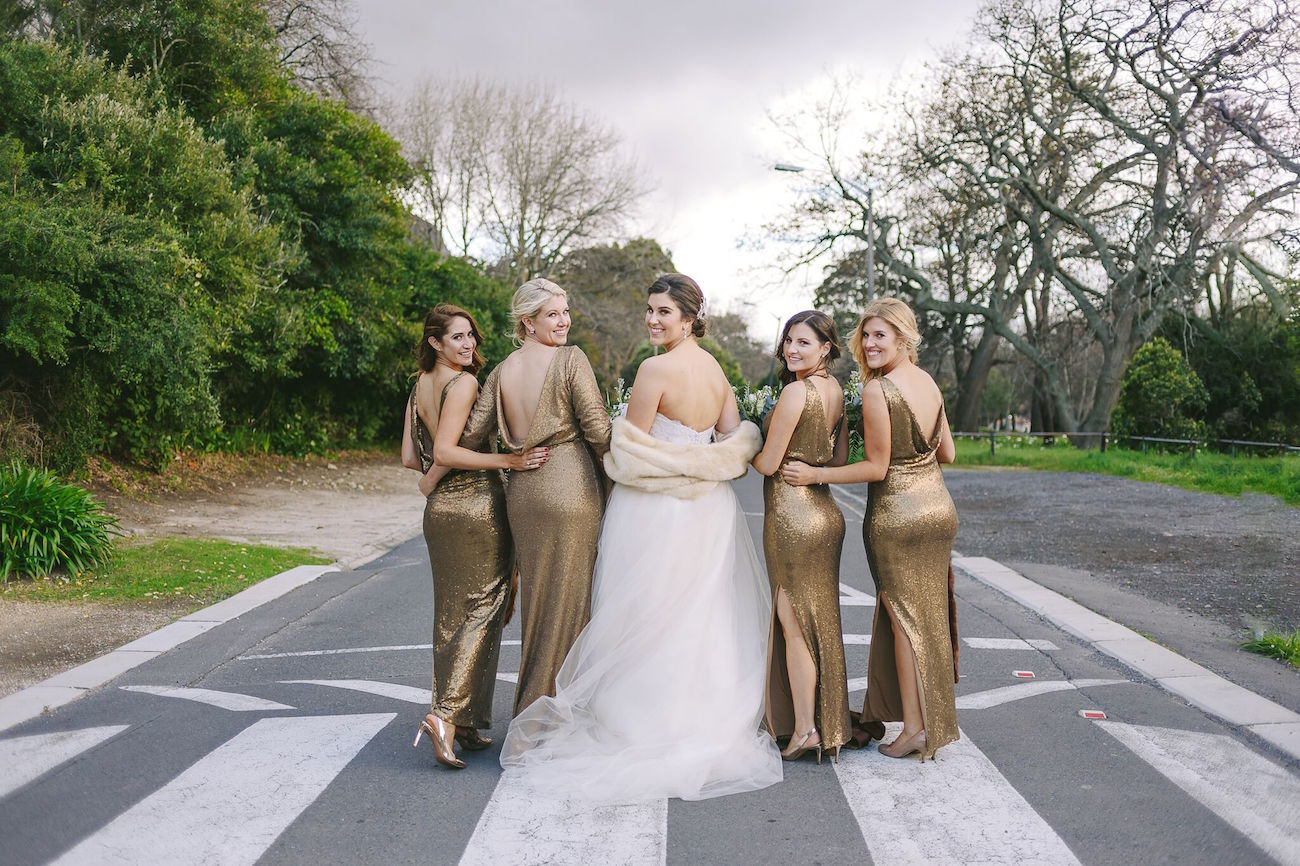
0, 461, 120, 580
1111, 337, 1209, 440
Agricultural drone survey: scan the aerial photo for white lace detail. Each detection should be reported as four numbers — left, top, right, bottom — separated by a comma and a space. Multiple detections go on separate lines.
649, 412, 714, 445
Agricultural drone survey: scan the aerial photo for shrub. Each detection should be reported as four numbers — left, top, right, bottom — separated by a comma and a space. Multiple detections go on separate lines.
1111, 337, 1209, 440
0, 461, 120, 580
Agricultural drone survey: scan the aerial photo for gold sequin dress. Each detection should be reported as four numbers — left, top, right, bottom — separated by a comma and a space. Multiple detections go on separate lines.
471, 346, 612, 716
763, 379, 851, 752
409, 373, 514, 729
861, 377, 959, 757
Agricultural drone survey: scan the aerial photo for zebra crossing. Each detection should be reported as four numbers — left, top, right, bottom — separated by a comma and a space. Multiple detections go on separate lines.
2, 476, 1298, 865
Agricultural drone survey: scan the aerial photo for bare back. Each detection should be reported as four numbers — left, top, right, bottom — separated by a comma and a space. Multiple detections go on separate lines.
414, 367, 461, 446
496, 344, 560, 444
883, 364, 945, 439
626, 343, 737, 434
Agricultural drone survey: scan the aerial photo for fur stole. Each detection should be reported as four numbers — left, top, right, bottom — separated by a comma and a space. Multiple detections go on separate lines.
602, 416, 762, 499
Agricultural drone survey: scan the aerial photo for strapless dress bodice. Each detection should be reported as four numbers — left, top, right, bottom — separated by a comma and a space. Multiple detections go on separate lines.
649, 412, 714, 445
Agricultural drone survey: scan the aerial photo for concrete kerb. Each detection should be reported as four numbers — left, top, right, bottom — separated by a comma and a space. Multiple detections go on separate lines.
0, 563, 339, 734
955, 555, 1300, 762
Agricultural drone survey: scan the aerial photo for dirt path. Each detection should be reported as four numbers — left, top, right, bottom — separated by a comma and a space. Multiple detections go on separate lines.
0, 455, 425, 697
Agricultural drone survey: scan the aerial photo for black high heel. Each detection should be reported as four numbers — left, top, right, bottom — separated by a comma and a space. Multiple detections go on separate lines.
455, 728, 493, 751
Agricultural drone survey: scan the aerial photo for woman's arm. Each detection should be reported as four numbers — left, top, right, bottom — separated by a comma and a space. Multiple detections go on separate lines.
751, 384, 801, 476
434, 375, 547, 473
715, 386, 741, 437
624, 358, 665, 434
782, 378, 891, 485
569, 348, 613, 455
830, 412, 850, 467
936, 409, 956, 465
401, 397, 421, 471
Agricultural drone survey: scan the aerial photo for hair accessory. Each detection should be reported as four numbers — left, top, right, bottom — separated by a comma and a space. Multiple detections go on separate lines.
698, 298, 708, 319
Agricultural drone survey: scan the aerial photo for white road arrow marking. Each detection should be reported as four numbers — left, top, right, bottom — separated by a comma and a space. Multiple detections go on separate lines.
281, 679, 429, 704
1096, 721, 1300, 866
956, 679, 1128, 710
241, 643, 431, 660
839, 583, 876, 606
0, 725, 129, 800
843, 633, 872, 645
120, 686, 293, 712
49, 713, 394, 866
835, 727, 1083, 865
459, 772, 667, 866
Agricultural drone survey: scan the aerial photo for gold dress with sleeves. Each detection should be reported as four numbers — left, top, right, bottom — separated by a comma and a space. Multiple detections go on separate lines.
470, 346, 612, 716
762, 378, 851, 752
861, 377, 959, 758
409, 373, 514, 729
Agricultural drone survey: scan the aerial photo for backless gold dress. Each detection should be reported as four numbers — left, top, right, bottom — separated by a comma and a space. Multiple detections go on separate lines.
861, 377, 959, 758
470, 346, 612, 715
763, 378, 851, 752
410, 373, 514, 729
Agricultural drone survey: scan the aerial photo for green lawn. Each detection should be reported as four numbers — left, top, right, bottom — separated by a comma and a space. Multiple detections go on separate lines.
952, 437, 1300, 506
1, 537, 330, 605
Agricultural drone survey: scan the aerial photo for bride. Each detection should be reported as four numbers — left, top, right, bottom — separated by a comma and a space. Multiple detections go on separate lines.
500, 273, 783, 803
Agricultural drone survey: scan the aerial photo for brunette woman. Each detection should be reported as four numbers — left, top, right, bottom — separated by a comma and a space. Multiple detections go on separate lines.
752, 311, 852, 763
401, 303, 548, 768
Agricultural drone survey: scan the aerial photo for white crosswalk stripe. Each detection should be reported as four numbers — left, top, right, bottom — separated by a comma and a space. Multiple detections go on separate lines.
955, 678, 1127, 710
459, 772, 667, 866
48, 713, 394, 866
120, 685, 293, 712
1096, 721, 1300, 866
835, 728, 1084, 865
0, 725, 129, 800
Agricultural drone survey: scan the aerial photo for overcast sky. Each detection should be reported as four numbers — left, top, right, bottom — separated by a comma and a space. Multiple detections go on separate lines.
354, 0, 978, 338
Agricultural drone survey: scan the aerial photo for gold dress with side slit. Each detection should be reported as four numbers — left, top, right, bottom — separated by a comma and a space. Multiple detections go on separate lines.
762, 378, 851, 752
861, 377, 959, 757
410, 373, 513, 729
469, 346, 612, 715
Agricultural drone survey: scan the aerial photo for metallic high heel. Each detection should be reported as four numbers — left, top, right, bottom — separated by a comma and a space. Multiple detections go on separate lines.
455, 728, 493, 751
879, 729, 929, 761
782, 729, 823, 764
413, 713, 466, 769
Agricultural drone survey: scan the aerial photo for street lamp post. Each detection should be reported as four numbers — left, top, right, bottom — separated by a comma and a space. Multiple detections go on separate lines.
774, 163, 876, 301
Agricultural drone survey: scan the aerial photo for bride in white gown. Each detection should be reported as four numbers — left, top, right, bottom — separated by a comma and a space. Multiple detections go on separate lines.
500, 274, 783, 803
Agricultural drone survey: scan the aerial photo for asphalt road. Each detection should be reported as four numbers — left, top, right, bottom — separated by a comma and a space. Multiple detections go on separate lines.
2, 471, 1297, 865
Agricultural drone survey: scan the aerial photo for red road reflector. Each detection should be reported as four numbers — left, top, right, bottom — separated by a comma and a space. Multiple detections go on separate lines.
1079, 709, 1107, 720
1013, 670, 1035, 678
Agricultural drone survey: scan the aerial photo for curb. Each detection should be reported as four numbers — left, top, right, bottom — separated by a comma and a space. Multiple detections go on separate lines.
955, 555, 1300, 761
0, 563, 338, 734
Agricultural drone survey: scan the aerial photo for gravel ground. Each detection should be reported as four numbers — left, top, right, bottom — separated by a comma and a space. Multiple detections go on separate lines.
946, 468, 1300, 634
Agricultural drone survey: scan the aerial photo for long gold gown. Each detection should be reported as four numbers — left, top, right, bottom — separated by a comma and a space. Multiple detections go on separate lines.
469, 346, 612, 716
861, 377, 959, 758
409, 373, 514, 729
763, 378, 852, 752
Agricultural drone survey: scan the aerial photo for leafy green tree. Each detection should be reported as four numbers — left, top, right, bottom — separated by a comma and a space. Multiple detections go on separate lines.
1110, 337, 1209, 441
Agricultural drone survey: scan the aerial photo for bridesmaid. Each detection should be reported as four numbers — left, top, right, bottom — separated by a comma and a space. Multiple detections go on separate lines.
752, 311, 852, 764
782, 298, 959, 761
401, 303, 548, 769
466, 279, 612, 716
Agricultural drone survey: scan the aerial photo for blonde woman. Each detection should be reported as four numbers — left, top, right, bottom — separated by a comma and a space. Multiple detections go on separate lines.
783, 298, 959, 761
465, 279, 612, 716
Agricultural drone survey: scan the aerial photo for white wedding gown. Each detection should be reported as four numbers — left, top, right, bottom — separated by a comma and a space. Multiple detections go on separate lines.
500, 414, 783, 803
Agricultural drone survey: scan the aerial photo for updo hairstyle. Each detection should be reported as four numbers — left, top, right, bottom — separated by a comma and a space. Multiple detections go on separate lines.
416, 303, 487, 373
511, 278, 567, 345
849, 297, 921, 381
647, 273, 706, 338
776, 310, 841, 385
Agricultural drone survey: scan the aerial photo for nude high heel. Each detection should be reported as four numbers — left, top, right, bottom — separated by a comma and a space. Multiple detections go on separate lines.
413, 713, 466, 769
781, 729, 824, 764
879, 729, 929, 761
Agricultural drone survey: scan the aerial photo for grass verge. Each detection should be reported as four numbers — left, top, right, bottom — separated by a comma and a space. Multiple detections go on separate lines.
953, 438, 1300, 505
0, 537, 329, 606
1242, 631, 1300, 668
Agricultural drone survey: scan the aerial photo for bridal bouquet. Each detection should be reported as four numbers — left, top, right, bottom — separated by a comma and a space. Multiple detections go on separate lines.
605, 378, 632, 418
733, 384, 776, 427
